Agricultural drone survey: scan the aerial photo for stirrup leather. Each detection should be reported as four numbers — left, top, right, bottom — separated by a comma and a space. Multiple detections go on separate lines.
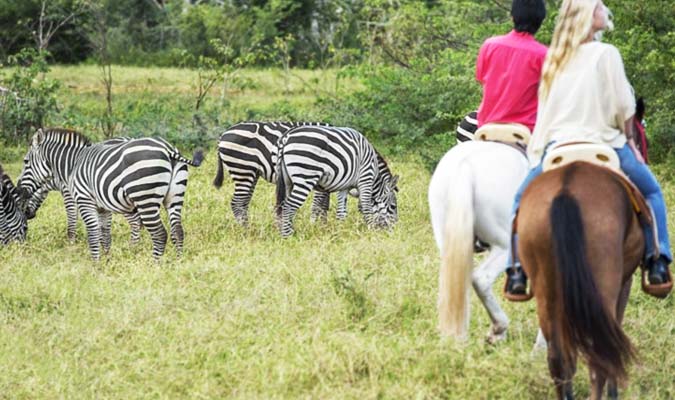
476, 123, 532, 146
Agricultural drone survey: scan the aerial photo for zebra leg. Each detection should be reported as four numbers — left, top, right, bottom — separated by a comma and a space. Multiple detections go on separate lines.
137, 205, 168, 259
63, 189, 78, 242
124, 212, 142, 245
167, 205, 185, 257
231, 175, 258, 226
280, 176, 319, 238
310, 191, 330, 223
77, 198, 102, 261
336, 190, 349, 221
98, 210, 113, 255
356, 178, 375, 227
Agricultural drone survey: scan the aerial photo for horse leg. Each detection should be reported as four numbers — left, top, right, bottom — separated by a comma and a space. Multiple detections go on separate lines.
547, 341, 576, 400
471, 247, 509, 344
532, 328, 548, 354
605, 277, 633, 400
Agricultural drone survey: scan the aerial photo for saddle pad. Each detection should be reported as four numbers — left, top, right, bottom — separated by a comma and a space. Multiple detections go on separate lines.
542, 141, 620, 172
475, 123, 531, 145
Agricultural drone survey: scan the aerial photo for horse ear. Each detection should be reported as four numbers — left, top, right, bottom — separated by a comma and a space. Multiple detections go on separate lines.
32, 129, 45, 147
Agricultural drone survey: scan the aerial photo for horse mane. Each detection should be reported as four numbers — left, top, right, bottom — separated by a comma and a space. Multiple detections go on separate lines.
635, 97, 645, 121
41, 127, 92, 147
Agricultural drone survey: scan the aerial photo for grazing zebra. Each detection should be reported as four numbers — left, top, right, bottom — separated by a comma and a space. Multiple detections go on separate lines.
0, 164, 28, 245
213, 121, 352, 225
20, 133, 152, 244
275, 125, 399, 237
17, 129, 203, 260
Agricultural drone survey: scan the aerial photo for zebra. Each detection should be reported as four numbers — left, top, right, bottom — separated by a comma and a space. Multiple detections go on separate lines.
275, 125, 399, 237
0, 164, 28, 245
213, 121, 353, 225
456, 111, 478, 143
17, 129, 203, 260
19, 133, 155, 244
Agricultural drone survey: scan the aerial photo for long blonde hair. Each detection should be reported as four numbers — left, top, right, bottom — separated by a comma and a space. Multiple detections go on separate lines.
539, 0, 613, 100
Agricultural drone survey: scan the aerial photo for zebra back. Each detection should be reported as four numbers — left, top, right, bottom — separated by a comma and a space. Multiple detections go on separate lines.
214, 121, 329, 188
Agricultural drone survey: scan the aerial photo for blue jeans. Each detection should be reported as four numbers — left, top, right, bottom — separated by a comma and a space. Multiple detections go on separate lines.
508, 143, 672, 266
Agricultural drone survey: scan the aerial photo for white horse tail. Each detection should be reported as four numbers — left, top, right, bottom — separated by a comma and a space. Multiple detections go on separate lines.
438, 161, 474, 339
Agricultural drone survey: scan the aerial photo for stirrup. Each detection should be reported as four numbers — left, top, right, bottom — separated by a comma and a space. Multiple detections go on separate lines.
502, 273, 533, 302
641, 267, 673, 299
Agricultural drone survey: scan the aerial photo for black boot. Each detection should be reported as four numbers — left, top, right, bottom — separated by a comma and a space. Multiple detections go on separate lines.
648, 256, 671, 285
506, 262, 528, 295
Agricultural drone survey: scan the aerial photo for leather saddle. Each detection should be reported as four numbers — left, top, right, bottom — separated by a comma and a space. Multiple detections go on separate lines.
475, 123, 530, 157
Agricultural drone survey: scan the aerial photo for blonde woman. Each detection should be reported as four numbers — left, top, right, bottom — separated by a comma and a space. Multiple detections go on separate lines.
505, 0, 671, 296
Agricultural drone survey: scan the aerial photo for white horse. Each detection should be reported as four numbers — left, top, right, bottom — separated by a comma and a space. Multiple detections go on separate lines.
429, 140, 529, 342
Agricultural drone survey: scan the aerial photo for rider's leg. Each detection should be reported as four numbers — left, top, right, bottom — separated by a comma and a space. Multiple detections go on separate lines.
506, 163, 544, 295
616, 144, 672, 284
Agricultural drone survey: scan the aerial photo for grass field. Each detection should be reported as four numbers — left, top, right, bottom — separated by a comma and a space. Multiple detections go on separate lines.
0, 66, 674, 399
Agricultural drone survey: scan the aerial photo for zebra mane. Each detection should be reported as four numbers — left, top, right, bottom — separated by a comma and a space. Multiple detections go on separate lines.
40, 127, 92, 147
374, 149, 391, 173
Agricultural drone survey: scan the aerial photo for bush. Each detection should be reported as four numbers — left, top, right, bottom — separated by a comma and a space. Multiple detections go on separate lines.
0, 49, 60, 143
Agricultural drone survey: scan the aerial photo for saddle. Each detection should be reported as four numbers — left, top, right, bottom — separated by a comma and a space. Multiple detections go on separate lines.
541, 141, 671, 298
475, 123, 530, 157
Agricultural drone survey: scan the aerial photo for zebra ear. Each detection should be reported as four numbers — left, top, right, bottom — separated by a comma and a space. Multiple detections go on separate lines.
32, 129, 45, 147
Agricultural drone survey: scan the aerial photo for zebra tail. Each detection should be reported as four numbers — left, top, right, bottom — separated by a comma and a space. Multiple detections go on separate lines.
171, 149, 204, 167
275, 161, 288, 221
213, 153, 224, 189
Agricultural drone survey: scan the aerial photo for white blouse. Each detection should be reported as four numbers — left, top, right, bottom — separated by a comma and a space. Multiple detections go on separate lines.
527, 42, 635, 167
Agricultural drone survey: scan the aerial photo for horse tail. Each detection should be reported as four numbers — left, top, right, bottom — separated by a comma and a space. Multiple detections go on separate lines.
550, 190, 635, 380
438, 161, 474, 339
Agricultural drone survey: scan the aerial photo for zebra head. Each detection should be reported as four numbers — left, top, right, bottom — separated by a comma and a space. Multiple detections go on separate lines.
17, 129, 53, 200
372, 174, 399, 229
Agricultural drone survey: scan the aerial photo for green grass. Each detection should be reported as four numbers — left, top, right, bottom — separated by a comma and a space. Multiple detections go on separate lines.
0, 66, 674, 399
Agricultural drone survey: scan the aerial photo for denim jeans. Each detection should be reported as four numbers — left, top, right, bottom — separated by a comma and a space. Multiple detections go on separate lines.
508, 143, 672, 266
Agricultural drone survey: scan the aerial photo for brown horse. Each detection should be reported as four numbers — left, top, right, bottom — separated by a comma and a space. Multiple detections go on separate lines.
517, 162, 643, 400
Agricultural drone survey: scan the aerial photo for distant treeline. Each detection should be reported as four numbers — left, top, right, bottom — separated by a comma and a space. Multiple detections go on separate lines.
1, 0, 673, 159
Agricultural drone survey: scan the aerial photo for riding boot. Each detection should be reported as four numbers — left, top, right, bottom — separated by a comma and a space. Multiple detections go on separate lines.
506, 262, 528, 295
647, 255, 671, 285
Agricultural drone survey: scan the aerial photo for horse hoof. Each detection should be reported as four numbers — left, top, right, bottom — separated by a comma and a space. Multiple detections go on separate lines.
486, 326, 507, 344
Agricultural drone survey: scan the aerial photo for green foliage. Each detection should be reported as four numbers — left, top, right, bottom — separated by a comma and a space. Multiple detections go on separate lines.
608, 1, 675, 162
0, 48, 60, 142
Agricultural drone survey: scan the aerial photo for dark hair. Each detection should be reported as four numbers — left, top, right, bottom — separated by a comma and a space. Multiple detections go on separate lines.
511, 0, 547, 35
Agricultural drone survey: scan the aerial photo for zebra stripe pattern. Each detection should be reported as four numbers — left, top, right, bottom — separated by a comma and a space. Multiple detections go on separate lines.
214, 121, 350, 225
456, 111, 478, 142
0, 164, 28, 245
18, 129, 202, 260
275, 126, 399, 237
21, 133, 152, 243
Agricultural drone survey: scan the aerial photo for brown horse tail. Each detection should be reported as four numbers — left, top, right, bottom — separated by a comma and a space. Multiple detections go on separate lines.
550, 190, 635, 380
